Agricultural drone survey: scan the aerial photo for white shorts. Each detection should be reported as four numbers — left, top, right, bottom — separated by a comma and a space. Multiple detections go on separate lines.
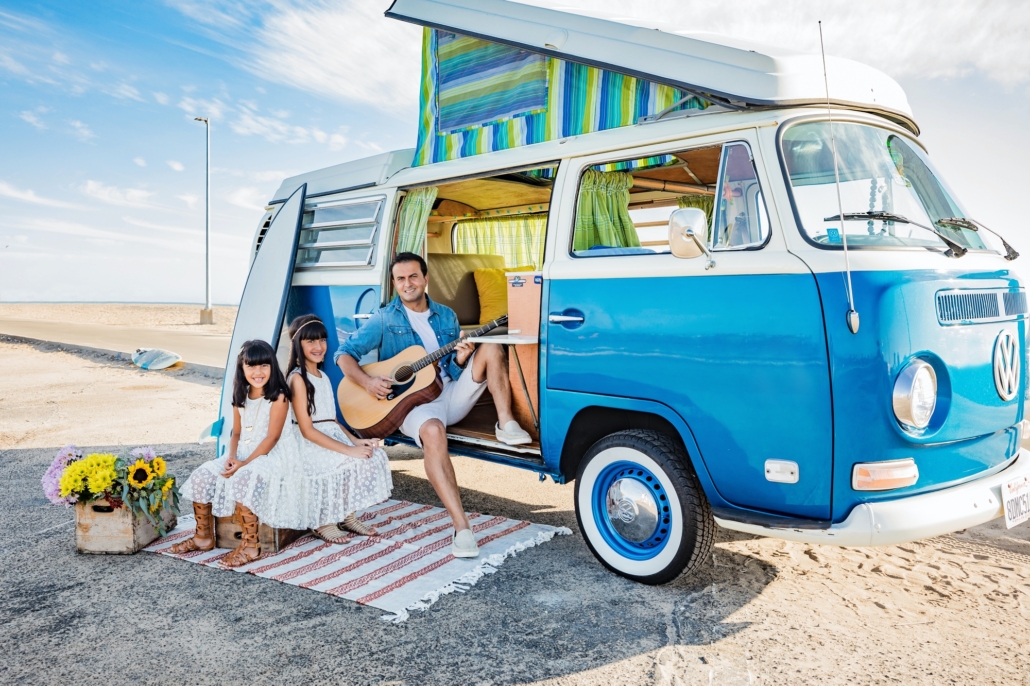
400, 352, 487, 447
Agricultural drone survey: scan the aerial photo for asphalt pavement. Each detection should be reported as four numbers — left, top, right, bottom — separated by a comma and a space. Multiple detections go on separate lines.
0, 443, 770, 686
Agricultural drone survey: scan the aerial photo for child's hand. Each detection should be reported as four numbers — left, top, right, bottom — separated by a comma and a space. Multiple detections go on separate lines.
357, 438, 380, 450
221, 457, 245, 477
341, 442, 374, 459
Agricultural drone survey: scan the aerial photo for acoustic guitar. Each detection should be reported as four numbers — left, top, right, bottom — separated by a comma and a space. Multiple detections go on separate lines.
337, 315, 508, 439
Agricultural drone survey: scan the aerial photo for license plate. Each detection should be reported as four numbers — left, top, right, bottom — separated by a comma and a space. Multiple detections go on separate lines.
1002, 475, 1030, 529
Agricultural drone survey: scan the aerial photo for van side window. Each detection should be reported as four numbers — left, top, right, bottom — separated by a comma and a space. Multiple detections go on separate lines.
570, 147, 721, 258
712, 143, 769, 250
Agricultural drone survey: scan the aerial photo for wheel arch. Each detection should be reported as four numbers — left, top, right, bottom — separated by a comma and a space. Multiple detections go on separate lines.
554, 398, 722, 506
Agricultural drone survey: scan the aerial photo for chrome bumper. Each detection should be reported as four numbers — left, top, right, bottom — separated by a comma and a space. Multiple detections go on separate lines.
715, 448, 1030, 547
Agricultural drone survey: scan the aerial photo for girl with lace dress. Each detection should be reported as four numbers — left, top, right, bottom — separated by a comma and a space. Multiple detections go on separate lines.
287, 315, 393, 543
173, 339, 303, 567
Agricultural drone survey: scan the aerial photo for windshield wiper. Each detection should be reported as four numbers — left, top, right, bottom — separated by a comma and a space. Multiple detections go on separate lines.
936, 217, 1019, 261
823, 211, 967, 258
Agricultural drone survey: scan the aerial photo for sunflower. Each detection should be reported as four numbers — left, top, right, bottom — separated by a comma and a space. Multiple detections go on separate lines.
151, 456, 167, 477
127, 459, 154, 488
161, 477, 174, 494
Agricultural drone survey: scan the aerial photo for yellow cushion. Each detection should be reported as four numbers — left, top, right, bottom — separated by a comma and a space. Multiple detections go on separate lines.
473, 266, 534, 325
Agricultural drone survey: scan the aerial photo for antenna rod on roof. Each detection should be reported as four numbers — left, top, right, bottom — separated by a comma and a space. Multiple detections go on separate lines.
819, 21, 859, 335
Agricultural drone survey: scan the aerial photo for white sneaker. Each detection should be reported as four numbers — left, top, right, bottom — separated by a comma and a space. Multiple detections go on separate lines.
495, 420, 532, 446
451, 529, 479, 558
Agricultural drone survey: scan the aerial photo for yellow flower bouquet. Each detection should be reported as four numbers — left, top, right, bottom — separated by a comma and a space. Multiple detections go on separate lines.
48, 445, 180, 536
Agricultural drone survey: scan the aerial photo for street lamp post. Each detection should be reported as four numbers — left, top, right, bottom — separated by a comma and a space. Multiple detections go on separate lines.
194, 116, 213, 325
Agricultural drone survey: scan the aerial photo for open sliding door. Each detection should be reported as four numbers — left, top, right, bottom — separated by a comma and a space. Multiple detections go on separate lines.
207, 184, 306, 455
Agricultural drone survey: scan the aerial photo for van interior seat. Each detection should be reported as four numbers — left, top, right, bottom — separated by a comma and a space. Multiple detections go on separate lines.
426, 252, 507, 331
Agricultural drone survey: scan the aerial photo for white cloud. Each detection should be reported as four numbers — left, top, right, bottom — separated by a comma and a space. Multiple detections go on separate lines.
79, 180, 154, 207
177, 95, 226, 121
108, 82, 144, 101
133, 156, 147, 167
329, 131, 348, 151
168, 1, 421, 111
19, 109, 46, 129
69, 120, 95, 141
229, 102, 317, 144
0, 180, 84, 209
166, 160, 185, 172
251, 170, 287, 182
153, 91, 169, 105
226, 186, 267, 211
0, 52, 31, 77
177, 194, 200, 209
516, 0, 1030, 86
52, 51, 70, 65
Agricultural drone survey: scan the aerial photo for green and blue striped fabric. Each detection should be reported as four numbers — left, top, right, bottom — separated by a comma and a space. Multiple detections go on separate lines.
436, 32, 548, 133
413, 29, 710, 167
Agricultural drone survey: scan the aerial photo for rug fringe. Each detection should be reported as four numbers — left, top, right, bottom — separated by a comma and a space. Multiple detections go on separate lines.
380, 526, 572, 623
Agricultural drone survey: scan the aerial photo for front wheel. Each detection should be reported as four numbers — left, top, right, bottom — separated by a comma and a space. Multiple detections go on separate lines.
574, 429, 715, 584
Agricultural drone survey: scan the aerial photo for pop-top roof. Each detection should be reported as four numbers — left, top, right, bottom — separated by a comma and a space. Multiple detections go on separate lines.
386, 0, 916, 133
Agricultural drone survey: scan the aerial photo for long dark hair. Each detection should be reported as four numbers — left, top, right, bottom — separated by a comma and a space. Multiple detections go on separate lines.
287, 314, 328, 417
232, 339, 289, 408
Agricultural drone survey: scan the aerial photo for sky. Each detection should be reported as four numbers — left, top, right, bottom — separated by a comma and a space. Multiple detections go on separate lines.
1, 0, 1029, 304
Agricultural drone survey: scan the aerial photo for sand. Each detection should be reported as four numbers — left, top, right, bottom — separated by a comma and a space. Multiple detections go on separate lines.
0, 303, 238, 335
4, 310, 1030, 683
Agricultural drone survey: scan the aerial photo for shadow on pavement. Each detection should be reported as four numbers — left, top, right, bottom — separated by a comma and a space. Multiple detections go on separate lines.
0, 443, 777, 686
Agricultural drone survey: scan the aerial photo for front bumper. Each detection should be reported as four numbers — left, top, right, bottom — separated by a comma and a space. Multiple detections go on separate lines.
715, 448, 1030, 546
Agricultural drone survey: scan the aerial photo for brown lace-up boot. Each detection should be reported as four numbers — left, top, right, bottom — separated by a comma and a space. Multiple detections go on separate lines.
170, 502, 214, 553
221, 504, 261, 567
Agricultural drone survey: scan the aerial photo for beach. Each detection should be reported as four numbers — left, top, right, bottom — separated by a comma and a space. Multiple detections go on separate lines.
2, 305, 1029, 684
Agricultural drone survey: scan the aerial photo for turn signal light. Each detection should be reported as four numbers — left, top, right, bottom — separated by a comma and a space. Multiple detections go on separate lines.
852, 458, 919, 491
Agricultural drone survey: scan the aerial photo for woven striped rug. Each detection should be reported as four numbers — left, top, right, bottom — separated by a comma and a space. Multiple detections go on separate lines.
144, 500, 571, 622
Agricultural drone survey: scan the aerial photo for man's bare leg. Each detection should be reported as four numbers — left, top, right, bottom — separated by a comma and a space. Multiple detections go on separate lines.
471, 344, 515, 426
419, 419, 472, 532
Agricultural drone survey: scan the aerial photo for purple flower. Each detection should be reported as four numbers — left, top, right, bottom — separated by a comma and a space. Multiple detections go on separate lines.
42, 444, 82, 506
130, 446, 157, 461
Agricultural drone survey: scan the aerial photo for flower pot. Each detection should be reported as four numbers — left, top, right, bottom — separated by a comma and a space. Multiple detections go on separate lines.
75, 498, 177, 554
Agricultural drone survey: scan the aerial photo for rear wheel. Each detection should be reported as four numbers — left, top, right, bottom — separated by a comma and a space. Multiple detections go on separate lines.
574, 429, 714, 584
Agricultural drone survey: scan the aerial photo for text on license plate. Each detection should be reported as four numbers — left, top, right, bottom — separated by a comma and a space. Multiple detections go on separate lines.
1003, 475, 1030, 529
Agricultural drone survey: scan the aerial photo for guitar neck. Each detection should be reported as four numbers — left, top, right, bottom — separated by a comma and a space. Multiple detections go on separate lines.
411, 316, 507, 372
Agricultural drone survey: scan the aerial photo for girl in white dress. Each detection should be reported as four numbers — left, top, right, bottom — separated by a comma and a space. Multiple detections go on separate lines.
287, 315, 393, 543
173, 339, 303, 567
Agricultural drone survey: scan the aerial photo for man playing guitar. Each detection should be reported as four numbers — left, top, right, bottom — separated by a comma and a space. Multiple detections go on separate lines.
334, 252, 532, 558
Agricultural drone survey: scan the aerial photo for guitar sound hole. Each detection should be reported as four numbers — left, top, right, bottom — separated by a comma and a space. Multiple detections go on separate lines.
394, 366, 413, 383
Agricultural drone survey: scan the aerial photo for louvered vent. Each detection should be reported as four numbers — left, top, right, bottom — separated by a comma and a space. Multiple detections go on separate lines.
1004, 291, 1028, 317
255, 214, 273, 255
936, 289, 1026, 325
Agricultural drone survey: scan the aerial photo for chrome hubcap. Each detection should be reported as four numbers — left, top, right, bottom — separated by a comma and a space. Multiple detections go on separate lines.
605, 478, 659, 543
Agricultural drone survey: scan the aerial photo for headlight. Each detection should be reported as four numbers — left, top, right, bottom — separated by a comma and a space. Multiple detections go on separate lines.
892, 359, 937, 430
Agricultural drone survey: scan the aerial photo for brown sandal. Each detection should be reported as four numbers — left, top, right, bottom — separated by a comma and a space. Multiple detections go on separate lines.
170, 502, 214, 553
311, 523, 351, 544
221, 504, 261, 567
339, 512, 378, 537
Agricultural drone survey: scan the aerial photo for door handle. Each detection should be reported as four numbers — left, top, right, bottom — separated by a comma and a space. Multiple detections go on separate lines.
548, 314, 585, 324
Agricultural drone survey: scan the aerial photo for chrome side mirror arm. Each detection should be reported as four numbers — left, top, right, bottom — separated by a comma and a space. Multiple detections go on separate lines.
684, 228, 716, 270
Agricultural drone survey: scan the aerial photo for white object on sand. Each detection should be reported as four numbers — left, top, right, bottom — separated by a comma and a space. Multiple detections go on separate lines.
132, 348, 182, 370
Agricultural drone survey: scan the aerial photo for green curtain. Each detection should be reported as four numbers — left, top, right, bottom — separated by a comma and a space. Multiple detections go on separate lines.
453, 214, 547, 269
396, 186, 438, 254
677, 194, 715, 225
573, 170, 640, 251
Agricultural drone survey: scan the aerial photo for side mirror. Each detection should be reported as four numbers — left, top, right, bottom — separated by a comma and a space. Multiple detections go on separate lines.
669, 208, 715, 269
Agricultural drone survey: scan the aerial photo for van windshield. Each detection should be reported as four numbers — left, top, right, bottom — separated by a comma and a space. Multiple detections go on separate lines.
781, 121, 985, 250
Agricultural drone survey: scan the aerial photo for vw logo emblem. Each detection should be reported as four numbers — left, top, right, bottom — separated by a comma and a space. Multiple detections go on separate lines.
993, 330, 1020, 401
615, 498, 637, 523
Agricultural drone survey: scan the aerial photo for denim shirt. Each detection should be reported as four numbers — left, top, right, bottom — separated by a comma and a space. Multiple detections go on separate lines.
333, 295, 465, 381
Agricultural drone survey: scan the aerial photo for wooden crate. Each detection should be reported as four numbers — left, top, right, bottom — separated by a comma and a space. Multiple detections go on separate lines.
75, 498, 176, 554
214, 516, 306, 553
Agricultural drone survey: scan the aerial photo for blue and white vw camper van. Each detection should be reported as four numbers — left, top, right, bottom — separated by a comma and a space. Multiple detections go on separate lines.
210, 0, 1030, 584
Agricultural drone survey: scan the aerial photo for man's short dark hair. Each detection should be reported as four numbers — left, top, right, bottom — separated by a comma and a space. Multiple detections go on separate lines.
391, 252, 428, 277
